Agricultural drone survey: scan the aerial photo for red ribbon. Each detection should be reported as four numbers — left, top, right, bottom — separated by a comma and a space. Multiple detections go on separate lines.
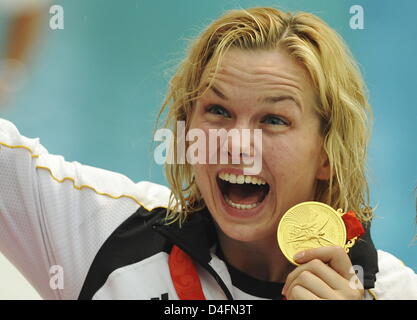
168, 245, 206, 300
342, 210, 365, 240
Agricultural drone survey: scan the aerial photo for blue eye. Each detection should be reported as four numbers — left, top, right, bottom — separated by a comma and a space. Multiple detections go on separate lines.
206, 105, 230, 118
261, 115, 288, 126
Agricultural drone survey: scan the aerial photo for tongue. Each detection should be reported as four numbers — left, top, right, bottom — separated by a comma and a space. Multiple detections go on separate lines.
227, 183, 266, 205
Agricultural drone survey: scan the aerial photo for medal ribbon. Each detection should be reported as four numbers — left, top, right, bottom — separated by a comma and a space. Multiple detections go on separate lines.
168, 245, 206, 300
342, 210, 365, 240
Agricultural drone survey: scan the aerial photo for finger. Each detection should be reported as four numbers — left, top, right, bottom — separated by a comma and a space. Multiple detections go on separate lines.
286, 284, 321, 300
284, 270, 335, 299
283, 258, 346, 293
293, 246, 353, 280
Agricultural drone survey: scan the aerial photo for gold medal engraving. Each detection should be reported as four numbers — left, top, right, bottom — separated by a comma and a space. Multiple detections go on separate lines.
277, 201, 347, 265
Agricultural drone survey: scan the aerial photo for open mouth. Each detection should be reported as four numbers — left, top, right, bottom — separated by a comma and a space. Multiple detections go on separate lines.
217, 172, 270, 210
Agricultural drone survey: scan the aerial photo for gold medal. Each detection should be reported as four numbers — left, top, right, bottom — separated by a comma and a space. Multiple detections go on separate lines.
277, 201, 355, 266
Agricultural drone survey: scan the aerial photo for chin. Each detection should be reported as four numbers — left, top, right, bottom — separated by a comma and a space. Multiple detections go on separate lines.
216, 219, 275, 243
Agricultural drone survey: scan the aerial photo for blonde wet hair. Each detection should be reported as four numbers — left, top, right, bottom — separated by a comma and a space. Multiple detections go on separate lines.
158, 7, 373, 224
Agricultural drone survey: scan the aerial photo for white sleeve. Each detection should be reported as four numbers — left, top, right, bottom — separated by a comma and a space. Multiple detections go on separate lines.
372, 249, 417, 299
0, 118, 171, 299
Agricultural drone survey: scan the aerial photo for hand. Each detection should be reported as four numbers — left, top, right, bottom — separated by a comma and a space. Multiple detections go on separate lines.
282, 246, 364, 300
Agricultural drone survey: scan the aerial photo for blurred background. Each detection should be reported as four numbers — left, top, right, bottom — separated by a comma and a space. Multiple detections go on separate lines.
0, 0, 416, 299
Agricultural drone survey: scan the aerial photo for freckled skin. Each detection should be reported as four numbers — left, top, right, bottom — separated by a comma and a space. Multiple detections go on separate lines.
188, 48, 330, 280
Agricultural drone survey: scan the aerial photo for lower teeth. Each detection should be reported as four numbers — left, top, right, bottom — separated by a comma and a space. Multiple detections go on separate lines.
224, 195, 258, 210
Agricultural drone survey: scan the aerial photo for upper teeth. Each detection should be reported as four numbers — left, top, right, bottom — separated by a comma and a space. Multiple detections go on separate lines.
218, 172, 266, 185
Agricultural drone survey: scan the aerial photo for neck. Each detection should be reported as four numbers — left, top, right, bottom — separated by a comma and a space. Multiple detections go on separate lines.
217, 230, 295, 283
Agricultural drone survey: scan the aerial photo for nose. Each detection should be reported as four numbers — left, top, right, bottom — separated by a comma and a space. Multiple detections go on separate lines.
220, 123, 256, 165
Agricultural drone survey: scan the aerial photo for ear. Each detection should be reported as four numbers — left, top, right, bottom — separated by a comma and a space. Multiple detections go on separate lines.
315, 149, 332, 181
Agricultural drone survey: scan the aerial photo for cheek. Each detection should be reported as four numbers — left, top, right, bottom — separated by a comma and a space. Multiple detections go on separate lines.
263, 134, 321, 182
263, 140, 288, 178
192, 164, 210, 206
188, 123, 223, 166
193, 163, 209, 189
193, 162, 217, 204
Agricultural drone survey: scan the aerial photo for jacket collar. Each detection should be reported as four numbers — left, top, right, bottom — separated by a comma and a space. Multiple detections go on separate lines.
153, 207, 216, 266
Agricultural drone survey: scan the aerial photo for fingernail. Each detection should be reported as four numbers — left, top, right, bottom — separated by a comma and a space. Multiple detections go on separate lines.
293, 251, 305, 261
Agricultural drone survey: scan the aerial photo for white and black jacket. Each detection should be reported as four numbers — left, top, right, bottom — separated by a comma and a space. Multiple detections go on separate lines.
0, 118, 416, 300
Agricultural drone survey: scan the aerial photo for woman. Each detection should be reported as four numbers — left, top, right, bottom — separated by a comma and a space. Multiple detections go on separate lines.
0, 7, 416, 300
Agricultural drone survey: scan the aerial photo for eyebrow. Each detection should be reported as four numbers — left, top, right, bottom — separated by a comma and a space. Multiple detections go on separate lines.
210, 85, 302, 110
210, 86, 228, 100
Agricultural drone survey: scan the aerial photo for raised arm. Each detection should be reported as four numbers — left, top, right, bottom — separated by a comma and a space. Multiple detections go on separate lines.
0, 118, 170, 299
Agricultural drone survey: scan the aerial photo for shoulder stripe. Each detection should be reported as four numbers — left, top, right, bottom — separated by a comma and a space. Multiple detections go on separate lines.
1, 141, 167, 212
0, 142, 39, 158
35, 165, 164, 212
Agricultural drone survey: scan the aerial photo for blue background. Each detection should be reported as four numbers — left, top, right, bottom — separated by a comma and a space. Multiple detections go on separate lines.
1, 0, 416, 270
